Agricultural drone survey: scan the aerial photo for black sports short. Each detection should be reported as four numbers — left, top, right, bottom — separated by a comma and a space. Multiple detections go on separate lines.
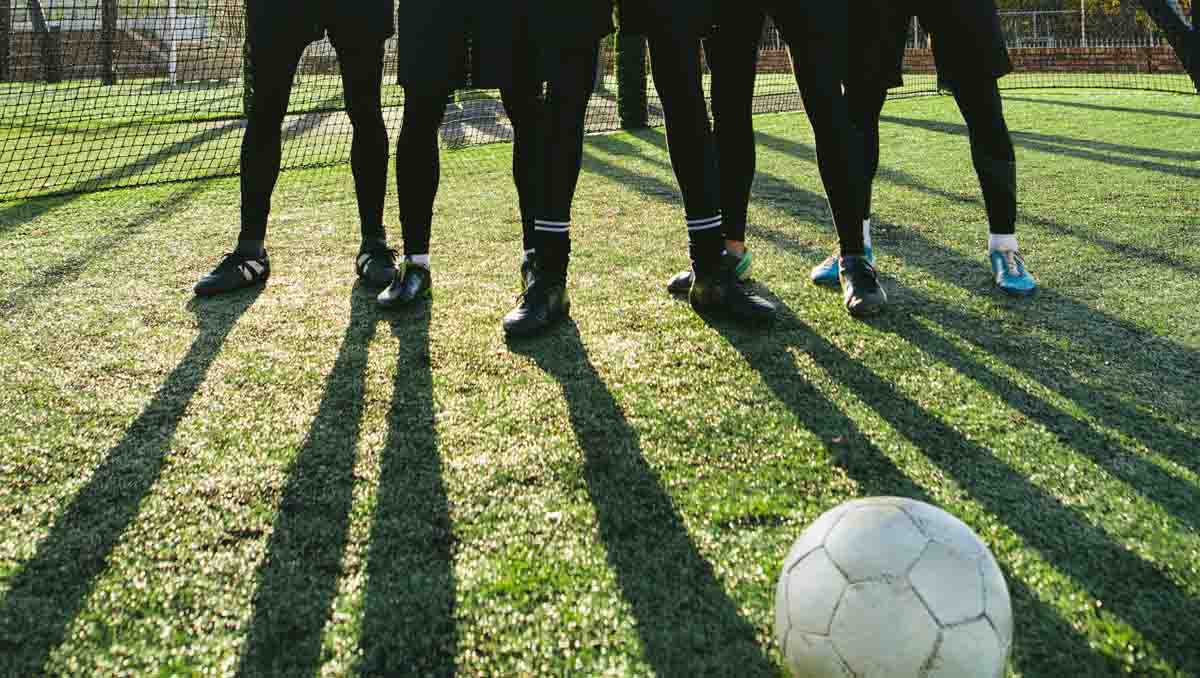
848, 0, 1013, 90
247, 0, 394, 52
619, 0, 719, 39
715, 0, 849, 76
397, 1, 613, 90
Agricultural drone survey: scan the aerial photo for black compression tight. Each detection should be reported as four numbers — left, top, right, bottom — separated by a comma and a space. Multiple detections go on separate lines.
240, 39, 388, 244
646, 32, 724, 269
502, 47, 599, 265
396, 89, 450, 257
707, 14, 867, 254
846, 79, 1016, 234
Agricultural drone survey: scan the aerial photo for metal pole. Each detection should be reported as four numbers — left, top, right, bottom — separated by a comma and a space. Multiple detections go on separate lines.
168, 0, 177, 87
0, 0, 10, 82
1081, 0, 1087, 47
101, 0, 116, 85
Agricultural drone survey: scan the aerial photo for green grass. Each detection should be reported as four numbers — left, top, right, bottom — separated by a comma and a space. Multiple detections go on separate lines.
1, 89, 1198, 677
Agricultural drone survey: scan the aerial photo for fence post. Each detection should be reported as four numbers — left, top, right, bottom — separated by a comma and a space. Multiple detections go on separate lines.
43, 25, 62, 83
101, 0, 117, 85
243, 1, 254, 118
616, 30, 648, 129
0, 0, 9, 82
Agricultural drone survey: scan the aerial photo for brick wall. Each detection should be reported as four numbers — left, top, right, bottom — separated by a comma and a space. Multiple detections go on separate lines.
755, 46, 1186, 77
3, 29, 240, 82
902, 46, 1186, 75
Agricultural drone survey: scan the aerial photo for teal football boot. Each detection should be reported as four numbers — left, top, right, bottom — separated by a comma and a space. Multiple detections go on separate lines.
811, 246, 873, 287
989, 249, 1038, 297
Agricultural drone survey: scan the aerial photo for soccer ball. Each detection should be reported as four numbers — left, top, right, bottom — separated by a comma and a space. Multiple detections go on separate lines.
774, 497, 1012, 678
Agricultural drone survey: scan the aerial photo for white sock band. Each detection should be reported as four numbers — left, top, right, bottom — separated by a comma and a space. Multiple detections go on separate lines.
687, 215, 722, 232
988, 234, 1019, 252
407, 254, 430, 268
534, 220, 570, 233
863, 219, 872, 249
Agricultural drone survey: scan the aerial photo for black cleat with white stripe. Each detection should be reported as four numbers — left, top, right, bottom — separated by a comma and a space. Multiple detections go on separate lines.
355, 246, 400, 288
194, 251, 270, 297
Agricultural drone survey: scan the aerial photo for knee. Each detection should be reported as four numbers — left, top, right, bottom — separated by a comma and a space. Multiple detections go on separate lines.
399, 95, 446, 138
347, 102, 386, 136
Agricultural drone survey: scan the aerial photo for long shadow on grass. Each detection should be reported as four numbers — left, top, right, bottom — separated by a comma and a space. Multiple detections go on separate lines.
750, 131, 1200, 463
508, 323, 777, 676
698, 309, 1129, 677
581, 137, 1200, 672
356, 303, 458, 677
0, 288, 261, 677
879, 114, 1200, 178
0, 181, 210, 320
604, 128, 1199, 466
238, 285, 376, 677
708, 298, 1200, 674
748, 218, 1200, 532
758, 128, 1200, 281
1001, 95, 1200, 122
0, 119, 242, 234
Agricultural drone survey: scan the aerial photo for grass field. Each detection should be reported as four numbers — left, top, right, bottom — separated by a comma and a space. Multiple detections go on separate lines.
1, 89, 1198, 677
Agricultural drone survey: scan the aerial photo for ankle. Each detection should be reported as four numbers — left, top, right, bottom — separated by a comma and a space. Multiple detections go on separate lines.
988, 234, 1019, 252
361, 236, 388, 253
236, 239, 265, 258
725, 240, 747, 257
406, 254, 430, 269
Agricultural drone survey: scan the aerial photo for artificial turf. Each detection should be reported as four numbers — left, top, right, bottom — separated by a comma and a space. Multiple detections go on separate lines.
0, 89, 1198, 677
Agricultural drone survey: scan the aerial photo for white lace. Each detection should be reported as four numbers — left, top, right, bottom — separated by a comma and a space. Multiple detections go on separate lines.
1000, 251, 1024, 278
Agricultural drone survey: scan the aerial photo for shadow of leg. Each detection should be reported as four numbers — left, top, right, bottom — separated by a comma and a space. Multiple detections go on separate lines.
508, 323, 778, 676
238, 285, 377, 677
357, 303, 458, 677
701, 307, 1135, 677
707, 299, 1200, 674
0, 287, 262, 676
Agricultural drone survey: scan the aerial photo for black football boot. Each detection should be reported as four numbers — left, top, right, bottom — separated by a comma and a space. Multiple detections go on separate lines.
503, 255, 570, 338
839, 255, 888, 317
377, 261, 432, 309
689, 252, 775, 325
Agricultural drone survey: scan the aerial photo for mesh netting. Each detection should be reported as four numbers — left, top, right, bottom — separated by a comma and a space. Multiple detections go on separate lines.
0, 1, 1194, 202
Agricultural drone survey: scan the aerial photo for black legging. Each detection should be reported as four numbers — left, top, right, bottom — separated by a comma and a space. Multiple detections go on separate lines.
398, 46, 599, 265
240, 38, 389, 243
707, 10, 867, 253
846, 78, 1016, 234
502, 46, 600, 266
646, 30, 724, 269
396, 88, 451, 257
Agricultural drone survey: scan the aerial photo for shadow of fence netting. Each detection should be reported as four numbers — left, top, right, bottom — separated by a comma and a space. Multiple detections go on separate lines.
0, 0, 1194, 202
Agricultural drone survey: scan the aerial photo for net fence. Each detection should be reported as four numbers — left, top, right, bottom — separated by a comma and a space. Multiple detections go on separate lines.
0, 0, 1194, 202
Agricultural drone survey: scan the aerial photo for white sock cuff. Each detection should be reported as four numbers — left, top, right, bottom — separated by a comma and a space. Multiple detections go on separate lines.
988, 234, 1019, 252
406, 254, 430, 268
687, 215, 722, 232
863, 218, 872, 249
534, 219, 570, 233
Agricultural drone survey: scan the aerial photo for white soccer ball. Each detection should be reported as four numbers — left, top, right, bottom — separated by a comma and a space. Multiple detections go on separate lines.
775, 497, 1012, 678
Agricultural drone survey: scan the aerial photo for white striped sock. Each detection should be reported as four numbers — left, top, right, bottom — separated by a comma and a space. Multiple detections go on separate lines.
687, 215, 722, 232
534, 219, 570, 233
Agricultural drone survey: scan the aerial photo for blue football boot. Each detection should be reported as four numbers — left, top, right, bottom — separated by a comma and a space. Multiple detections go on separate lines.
812, 247, 873, 287
989, 249, 1038, 297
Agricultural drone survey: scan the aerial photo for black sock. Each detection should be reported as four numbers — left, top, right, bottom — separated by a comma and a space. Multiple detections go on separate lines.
360, 235, 388, 253
533, 220, 570, 275
688, 215, 724, 272
236, 239, 265, 258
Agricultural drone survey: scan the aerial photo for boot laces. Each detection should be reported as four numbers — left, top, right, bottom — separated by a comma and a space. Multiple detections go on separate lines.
1000, 250, 1025, 278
